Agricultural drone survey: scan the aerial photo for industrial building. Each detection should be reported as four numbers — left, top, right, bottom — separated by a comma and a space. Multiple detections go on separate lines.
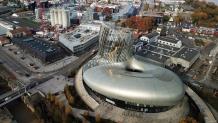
6, 27, 32, 38
133, 32, 159, 52
50, 8, 71, 28
12, 37, 65, 63
157, 36, 182, 48
170, 47, 200, 69
35, 8, 50, 22
141, 12, 163, 26
139, 31, 159, 43
59, 24, 100, 54
48, 5, 87, 28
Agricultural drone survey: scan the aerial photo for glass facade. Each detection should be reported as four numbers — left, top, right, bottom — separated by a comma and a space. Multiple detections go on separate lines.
98, 23, 133, 63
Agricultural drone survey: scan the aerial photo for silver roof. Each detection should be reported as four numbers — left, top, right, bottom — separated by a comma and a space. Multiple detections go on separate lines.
83, 58, 184, 106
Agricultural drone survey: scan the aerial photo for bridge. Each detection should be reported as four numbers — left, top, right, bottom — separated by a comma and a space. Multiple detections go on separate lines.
0, 47, 97, 108
0, 78, 48, 107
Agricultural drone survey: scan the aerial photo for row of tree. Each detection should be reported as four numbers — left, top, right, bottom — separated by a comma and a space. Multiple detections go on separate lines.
185, 0, 218, 27
119, 16, 154, 32
33, 92, 79, 123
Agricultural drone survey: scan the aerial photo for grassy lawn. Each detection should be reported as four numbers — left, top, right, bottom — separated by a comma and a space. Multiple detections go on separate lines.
19, 18, 40, 29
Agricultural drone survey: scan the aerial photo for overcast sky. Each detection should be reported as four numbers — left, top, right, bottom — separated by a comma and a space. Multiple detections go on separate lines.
208, 0, 218, 4
157, 0, 218, 4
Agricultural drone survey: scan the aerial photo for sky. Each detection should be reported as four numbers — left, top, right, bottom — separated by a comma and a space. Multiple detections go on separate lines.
208, 0, 218, 4
154, 0, 218, 4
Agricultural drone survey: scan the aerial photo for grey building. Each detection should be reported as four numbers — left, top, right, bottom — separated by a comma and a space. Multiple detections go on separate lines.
157, 36, 182, 48
59, 24, 100, 54
139, 32, 159, 43
12, 37, 65, 63
170, 47, 200, 70
135, 36, 200, 70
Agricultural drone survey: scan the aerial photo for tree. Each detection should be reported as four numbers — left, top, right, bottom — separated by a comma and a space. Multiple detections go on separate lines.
58, 101, 65, 110
2, 1, 8, 6
185, 0, 194, 5
68, 95, 75, 106
95, 7, 102, 12
95, 113, 101, 123
190, 0, 218, 27
65, 104, 72, 115
179, 117, 197, 123
53, 108, 62, 123
174, 15, 184, 25
64, 113, 76, 123
163, 15, 170, 23
83, 111, 89, 119
102, 7, 112, 16
124, 16, 154, 32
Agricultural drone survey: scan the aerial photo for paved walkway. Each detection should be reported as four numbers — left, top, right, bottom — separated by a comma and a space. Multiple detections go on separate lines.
75, 68, 99, 110
30, 75, 74, 95
94, 96, 189, 123
185, 85, 217, 123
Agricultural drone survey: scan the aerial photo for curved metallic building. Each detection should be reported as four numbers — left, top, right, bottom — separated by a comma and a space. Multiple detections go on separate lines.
81, 23, 185, 112
83, 58, 184, 107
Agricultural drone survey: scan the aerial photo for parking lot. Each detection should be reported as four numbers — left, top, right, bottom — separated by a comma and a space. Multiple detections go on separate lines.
2, 16, 39, 29
1, 45, 78, 73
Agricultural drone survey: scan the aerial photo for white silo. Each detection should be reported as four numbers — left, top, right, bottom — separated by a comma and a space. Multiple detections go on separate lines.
58, 9, 63, 25
50, 9, 55, 26
62, 9, 70, 28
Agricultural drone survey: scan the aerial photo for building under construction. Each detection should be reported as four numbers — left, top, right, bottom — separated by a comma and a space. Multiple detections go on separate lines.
12, 37, 65, 63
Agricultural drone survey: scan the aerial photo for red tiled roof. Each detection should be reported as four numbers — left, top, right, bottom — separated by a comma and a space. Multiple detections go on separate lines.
0, 36, 10, 44
9, 27, 32, 35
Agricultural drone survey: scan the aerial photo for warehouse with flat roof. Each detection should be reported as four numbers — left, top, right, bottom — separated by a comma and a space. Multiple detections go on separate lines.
12, 37, 65, 63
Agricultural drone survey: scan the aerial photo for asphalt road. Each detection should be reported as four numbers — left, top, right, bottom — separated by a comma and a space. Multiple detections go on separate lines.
59, 47, 97, 75
0, 48, 31, 77
0, 46, 97, 107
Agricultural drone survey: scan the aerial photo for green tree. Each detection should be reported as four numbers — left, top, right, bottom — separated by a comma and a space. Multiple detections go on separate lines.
163, 15, 170, 23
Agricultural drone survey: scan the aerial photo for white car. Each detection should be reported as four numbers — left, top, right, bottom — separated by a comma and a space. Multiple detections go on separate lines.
12, 21, 19, 24
4, 97, 11, 101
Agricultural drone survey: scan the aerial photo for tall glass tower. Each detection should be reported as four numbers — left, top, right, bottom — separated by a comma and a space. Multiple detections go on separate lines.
98, 23, 133, 63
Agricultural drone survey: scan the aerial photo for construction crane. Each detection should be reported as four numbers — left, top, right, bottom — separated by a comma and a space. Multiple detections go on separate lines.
36, 0, 45, 32
77, 0, 81, 24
